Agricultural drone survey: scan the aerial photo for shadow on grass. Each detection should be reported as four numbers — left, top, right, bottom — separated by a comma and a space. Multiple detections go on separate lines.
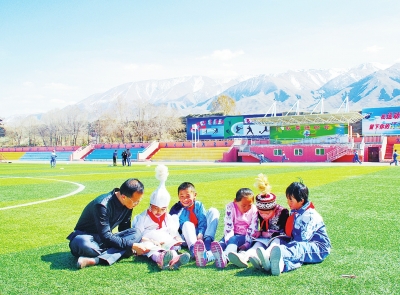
41, 252, 78, 271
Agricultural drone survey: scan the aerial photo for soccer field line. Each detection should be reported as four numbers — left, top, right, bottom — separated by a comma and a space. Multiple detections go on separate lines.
0, 177, 85, 211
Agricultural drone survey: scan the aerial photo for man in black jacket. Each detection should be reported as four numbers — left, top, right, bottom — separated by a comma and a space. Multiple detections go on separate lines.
67, 178, 149, 268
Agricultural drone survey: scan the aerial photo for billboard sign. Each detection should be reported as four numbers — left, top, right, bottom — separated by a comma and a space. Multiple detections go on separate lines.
186, 114, 273, 140
362, 107, 400, 135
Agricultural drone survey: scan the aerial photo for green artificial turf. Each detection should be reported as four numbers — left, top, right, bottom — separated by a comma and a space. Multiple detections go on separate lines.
0, 163, 398, 294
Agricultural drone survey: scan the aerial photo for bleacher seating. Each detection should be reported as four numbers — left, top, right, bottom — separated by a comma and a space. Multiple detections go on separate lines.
0, 152, 25, 160
20, 152, 73, 161
84, 148, 145, 161
150, 147, 229, 162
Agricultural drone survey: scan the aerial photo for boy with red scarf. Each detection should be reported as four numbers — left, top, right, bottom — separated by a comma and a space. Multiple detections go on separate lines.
169, 182, 220, 267
132, 165, 190, 270
257, 180, 331, 275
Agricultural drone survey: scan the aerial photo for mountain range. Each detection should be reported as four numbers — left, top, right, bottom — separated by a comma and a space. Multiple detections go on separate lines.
75, 62, 400, 120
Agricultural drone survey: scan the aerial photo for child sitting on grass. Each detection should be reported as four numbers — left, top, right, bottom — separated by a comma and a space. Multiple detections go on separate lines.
229, 174, 289, 268
169, 182, 220, 267
256, 180, 331, 275
209, 188, 258, 268
132, 165, 190, 270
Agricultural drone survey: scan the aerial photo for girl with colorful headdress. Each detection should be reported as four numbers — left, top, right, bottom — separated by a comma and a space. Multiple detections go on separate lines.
229, 173, 289, 269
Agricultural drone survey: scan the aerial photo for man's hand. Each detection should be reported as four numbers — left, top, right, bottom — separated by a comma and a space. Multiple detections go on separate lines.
132, 243, 150, 255
197, 233, 203, 240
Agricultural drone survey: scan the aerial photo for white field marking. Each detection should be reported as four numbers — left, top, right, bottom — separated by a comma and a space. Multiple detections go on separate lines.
0, 177, 85, 211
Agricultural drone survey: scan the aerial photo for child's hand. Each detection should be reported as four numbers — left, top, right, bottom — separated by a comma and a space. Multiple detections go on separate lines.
197, 233, 203, 240
238, 242, 250, 251
261, 231, 272, 238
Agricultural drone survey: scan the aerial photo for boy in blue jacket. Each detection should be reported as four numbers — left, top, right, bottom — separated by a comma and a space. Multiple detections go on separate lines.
169, 182, 220, 267
257, 181, 331, 275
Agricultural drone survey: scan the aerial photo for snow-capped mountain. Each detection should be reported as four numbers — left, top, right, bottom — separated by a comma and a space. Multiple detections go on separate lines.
76, 76, 241, 116
49, 62, 400, 121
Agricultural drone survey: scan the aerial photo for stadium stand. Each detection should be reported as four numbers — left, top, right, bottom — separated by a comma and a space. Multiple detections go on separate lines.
150, 147, 230, 162
0, 152, 25, 161
20, 151, 73, 161
84, 148, 145, 161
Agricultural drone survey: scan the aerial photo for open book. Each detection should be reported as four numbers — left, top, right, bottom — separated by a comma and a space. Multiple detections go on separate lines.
252, 232, 291, 248
142, 238, 184, 252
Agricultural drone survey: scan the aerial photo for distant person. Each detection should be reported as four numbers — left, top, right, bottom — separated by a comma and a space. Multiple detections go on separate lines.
67, 178, 149, 269
112, 150, 117, 166
390, 149, 398, 166
122, 149, 127, 166
353, 150, 362, 164
50, 150, 57, 168
281, 152, 289, 162
126, 149, 132, 166
259, 152, 265, 164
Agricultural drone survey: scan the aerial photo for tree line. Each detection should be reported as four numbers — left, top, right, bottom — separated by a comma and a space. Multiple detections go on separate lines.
0, 95, 236, 147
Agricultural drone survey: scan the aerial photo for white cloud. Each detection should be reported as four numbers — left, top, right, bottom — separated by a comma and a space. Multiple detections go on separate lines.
198, 49, 245, 61
44, 83, 74, 90
23, 81, 34, 87
364, 45, 384, 53
123, 63, 139, 71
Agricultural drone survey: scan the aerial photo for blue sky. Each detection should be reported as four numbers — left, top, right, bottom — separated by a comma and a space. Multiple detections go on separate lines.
1, 0, 400, 118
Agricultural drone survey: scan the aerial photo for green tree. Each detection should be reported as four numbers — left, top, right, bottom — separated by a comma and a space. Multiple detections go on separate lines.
211, 94, 236, 116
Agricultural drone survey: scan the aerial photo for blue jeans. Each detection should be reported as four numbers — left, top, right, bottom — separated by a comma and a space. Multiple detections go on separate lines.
279, 240, 330, 272
218, 234, 246, 250
68, 228, 142, 265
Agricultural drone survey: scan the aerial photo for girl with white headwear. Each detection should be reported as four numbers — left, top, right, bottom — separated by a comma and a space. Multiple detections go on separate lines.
132, 165, 190, 270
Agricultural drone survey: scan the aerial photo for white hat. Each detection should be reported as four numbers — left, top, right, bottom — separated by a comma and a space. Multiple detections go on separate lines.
150, 165, 171, 207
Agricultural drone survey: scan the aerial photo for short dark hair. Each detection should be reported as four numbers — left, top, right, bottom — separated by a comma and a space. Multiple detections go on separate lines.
120, 178, 144, 198
178, 182, 196, 194
285, 181, 309, 203
235, 188, 254, 202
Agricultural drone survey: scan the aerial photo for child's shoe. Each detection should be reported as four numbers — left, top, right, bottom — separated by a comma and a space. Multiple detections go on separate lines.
157, 250, 174, 270
269, 246, 284, 276
249, 256, 263, 270
256, 247, 271, 272
194, 240, 207, 267
228, 252, 248, 268
210, 241, 227, 268
169, 253, 191, 270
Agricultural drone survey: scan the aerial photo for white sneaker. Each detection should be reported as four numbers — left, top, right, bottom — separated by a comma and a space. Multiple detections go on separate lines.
270, 246, 284, 276
228, 252, 248, 268
256, 247, 271, 272
249, 256, 263, 270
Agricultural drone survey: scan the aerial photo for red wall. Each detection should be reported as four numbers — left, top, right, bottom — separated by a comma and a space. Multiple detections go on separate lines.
246, 145, 334, 162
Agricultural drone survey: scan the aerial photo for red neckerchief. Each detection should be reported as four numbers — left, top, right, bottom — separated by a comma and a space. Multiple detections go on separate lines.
186, 204, 198, 227
147, 209, 166, 229
259, 207, 278, 231
285, 202, 314, 237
